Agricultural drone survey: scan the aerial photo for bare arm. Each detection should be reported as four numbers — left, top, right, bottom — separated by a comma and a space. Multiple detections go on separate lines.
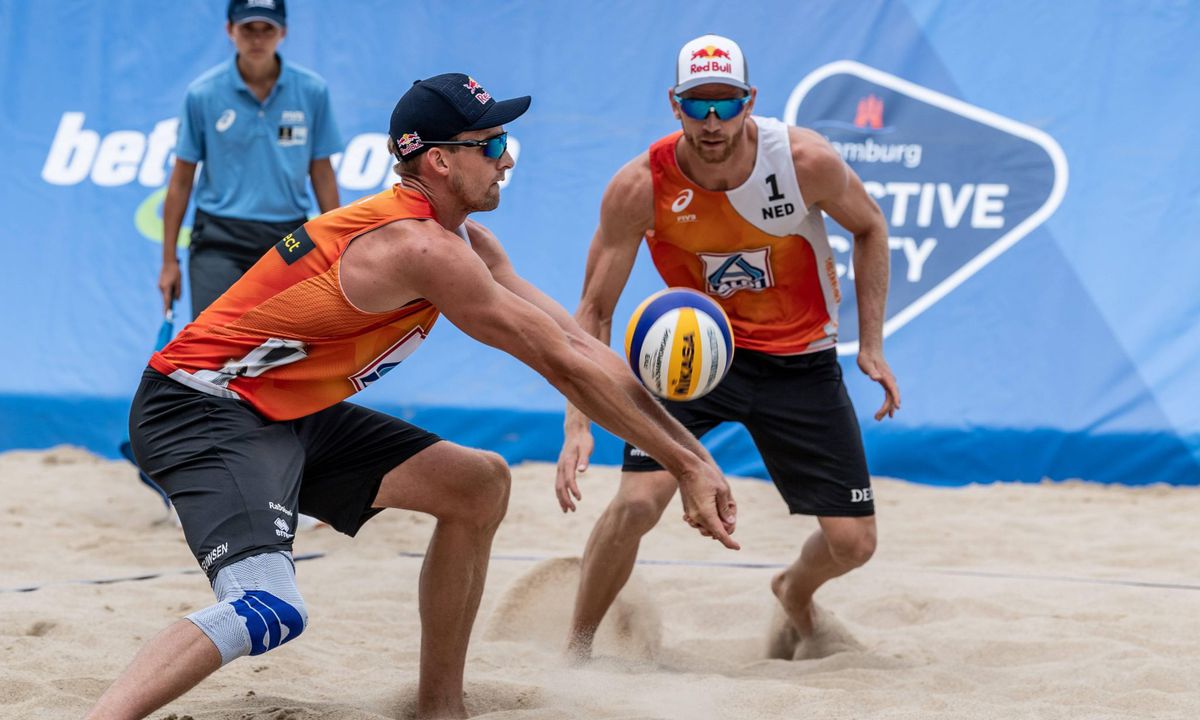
159, 159, 196, 314
554, 155, 655, 508
574, 154, 654, 343
792, 128, 900, 420
466, 216, 717, 470
381, 222, 736, 547
309, 157, 340, 215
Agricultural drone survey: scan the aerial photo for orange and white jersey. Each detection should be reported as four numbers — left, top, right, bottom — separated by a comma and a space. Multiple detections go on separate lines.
647, 116, 840, 355
150, 185, 442, 421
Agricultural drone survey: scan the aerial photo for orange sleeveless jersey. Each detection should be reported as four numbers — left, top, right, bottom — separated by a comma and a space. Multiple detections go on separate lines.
150, 185, 442, 421
647, 116, 841, 355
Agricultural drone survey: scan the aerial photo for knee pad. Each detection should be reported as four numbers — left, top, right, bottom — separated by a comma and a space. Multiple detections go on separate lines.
186, 551, 308, 665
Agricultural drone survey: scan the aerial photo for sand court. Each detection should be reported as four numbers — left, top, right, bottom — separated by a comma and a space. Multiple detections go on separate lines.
1, 447, 1198, 719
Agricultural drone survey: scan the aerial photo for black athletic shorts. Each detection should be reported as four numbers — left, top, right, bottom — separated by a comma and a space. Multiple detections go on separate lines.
622, 348, 873, 517
129, 368, 442, 580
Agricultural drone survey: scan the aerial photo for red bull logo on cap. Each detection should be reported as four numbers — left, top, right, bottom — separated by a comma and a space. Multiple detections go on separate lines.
689, 45, 734, 74
397, 132, 423, 156
462, 76, 492, 105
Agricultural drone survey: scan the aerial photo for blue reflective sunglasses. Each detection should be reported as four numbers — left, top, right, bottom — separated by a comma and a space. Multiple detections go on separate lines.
422, 131, 508, 159
675, 95, 750, 121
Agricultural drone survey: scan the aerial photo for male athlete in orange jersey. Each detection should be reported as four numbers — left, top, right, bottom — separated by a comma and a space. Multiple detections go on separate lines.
556, 36, 900, 661
87, 74, 736, 720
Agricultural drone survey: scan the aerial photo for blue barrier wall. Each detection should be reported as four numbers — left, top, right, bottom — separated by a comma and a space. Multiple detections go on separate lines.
1, 1, 1197, 485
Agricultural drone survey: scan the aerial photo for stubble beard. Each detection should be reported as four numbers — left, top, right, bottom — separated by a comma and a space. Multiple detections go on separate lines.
687, 129, 740, 164
450, 172, 501, 213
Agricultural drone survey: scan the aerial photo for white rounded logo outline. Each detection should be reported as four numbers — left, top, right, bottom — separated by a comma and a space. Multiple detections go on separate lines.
783, 60, 1068, 356
215, 109, 236, 133
671, 188, 694, 213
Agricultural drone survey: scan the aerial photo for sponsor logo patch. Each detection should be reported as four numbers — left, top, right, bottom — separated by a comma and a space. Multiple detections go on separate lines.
349, 326, 429, 391
699, 247, 773, 297
277, 124, 307, 147
397, 132, 423, 157
200, 542, 229, 572
215, 109, 236, 133
462, 77, 493, 105
275, 225, 315, 265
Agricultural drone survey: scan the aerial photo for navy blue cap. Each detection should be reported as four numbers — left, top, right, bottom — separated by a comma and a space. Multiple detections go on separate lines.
389, 73, 531, 158
227, 0, 286, 28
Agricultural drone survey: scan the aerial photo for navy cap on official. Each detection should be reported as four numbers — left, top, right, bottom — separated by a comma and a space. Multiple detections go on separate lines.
227, 0, 286, 28
389, 73, 531, 158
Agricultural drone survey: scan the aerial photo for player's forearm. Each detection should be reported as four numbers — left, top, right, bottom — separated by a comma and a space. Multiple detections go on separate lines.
558, 336, 713, 466
573, 299, 613, 345
556, 355, 705, 477
161, 170, 193, 264
853, 227, 890, 353
310, 159, 340, 214
620, 374, 716, 466
565, 299, 616, 430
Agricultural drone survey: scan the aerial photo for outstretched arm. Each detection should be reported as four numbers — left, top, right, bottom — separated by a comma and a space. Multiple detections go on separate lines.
394, 222, 738, 549
548, 156, 655, 509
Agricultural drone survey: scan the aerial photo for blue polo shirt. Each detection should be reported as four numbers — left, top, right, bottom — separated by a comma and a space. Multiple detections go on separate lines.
175, 55, 342, 222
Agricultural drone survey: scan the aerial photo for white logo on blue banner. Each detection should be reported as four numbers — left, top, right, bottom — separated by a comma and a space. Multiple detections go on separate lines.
784, 61, 1068, 354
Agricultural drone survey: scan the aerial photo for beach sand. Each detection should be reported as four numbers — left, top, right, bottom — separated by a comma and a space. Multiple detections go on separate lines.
1, 446, 1197, 719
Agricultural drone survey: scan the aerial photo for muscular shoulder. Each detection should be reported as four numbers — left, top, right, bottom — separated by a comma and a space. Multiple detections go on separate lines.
342, 218, 469, 310
600, 152, 654, 235
788, 126, 849, 207
365, 218, 465, 267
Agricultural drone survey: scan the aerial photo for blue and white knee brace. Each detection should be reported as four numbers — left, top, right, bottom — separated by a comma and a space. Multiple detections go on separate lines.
186, 551, 308, 665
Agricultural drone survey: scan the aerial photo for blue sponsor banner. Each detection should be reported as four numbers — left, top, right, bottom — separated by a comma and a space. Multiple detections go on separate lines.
787, 62, 1064, 353
0, 1, 1197, 486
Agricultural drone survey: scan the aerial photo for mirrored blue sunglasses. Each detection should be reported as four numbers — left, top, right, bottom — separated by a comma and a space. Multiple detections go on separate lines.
422, 131, 508, 159
675, 95, 750, 121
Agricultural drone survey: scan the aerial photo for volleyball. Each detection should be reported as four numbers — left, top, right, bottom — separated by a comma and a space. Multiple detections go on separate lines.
624, 287, 734, 401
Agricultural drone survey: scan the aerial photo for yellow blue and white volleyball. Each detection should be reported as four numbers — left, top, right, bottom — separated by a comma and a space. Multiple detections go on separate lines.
624, 287, 734, 401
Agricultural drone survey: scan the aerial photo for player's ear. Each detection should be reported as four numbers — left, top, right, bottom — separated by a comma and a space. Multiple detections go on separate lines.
668, 89, 682, 121
426, 147, 453, 177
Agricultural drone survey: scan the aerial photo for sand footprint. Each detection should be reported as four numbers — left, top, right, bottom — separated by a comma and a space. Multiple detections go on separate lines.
384, 678, 547, 719
483, 556, 662, 661
765, 603, 864, 661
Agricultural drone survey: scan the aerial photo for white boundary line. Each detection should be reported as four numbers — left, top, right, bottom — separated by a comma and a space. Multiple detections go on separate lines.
783, 61, 1069, 356
10, 550, 1193, 594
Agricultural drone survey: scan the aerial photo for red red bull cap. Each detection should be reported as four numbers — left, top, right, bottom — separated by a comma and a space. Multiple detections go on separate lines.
675, 34, 749, 94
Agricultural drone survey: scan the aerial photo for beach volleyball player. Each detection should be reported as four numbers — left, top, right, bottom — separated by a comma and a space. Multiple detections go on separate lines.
86, 74, 737, 720
556, 35, 900, 659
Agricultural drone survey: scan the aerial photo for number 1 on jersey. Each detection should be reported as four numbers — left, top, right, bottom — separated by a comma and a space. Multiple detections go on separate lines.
765, 173, 785, 202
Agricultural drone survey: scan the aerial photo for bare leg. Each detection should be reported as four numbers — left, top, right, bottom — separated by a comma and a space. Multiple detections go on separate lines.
372, 442, 511, 720
566, 470, 677, 660
771, 515, 876, 636
85, 619, 221, 720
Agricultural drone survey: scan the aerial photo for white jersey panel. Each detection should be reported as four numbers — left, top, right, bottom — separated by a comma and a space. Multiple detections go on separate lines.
725, 116, 841, 345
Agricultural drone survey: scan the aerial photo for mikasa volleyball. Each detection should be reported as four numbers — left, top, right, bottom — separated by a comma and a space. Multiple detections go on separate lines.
624, 288, 734, 401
